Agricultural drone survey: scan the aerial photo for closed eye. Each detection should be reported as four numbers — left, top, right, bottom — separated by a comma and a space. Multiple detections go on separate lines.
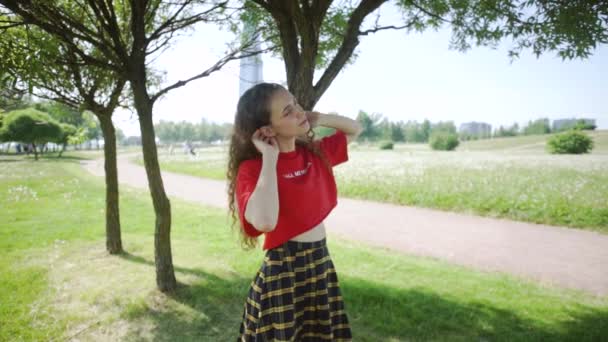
283, 105, 293, 116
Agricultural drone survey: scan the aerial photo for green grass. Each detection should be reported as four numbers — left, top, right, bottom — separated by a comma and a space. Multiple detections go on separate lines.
1, 155, 608, 340
140, 131, 608, 232
133, 146, 227, 180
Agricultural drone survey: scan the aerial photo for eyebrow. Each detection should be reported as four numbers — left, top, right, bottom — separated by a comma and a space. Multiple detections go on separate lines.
282, 97, 296, 113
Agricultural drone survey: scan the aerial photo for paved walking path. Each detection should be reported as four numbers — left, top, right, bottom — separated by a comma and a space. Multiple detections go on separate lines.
82, 155, 608, 296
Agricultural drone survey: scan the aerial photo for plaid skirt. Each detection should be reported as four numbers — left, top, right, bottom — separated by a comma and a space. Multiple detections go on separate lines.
238, 238, 352, 341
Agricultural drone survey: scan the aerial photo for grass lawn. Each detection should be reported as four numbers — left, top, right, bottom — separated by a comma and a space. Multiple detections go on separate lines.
136, 131, 608, 232
1, 155, 608, 341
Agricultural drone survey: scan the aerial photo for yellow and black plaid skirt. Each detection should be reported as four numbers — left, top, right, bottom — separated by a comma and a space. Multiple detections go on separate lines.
239, 238, 352, 341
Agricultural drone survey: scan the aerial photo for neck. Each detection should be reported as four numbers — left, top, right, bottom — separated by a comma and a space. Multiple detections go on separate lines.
276, 136, 296, 152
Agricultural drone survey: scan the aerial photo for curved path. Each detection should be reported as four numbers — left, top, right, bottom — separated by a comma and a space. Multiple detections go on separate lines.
82, 155, 608, 296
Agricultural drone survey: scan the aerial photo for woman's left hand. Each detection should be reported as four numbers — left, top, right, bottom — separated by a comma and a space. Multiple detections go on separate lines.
305, 111, 321, 128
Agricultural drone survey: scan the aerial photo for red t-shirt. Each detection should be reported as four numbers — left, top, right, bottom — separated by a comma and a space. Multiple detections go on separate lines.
235, 130, 348, 250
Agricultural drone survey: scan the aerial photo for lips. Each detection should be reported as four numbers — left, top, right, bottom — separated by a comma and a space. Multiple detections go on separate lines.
299, 119, 308, 127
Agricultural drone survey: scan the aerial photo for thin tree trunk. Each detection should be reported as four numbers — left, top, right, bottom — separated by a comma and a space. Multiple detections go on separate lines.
132, 83, 176, 292
98, 114, 123, 255
32, 143, 38, 160
58, 142, 66, 158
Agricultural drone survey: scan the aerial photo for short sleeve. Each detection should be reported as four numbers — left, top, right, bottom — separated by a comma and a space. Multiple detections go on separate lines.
318, 130, 348, 166
235, 160, 263, 237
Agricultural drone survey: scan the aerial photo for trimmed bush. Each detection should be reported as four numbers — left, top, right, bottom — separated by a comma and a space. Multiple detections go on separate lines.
547, 130, 594, 154
0, 108, 63, 159
379, 140, 394, 150
429, 132, 459, 151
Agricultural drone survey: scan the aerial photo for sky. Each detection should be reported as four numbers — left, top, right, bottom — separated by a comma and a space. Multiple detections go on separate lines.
112, 6, 608, 137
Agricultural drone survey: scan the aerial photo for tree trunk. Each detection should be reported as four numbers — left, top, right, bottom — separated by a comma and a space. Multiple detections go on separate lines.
132, 82, 176, 292
98, 114, 123, 255
58, 142, 66, 158
32, 143, 38, 160
291, 78, 317, 111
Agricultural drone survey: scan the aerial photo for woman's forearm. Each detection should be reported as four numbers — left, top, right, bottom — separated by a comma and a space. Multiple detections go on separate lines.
244, 154, 280, 232
316, 113, 363, 138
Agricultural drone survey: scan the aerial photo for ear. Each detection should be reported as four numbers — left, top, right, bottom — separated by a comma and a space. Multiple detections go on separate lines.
260, 126, 276, 137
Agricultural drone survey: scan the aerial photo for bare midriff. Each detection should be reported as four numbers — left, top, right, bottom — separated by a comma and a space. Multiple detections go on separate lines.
289, 221, 326, 242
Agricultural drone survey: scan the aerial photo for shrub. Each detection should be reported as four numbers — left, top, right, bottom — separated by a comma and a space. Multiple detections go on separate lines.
547, 130, 594, 154
429, 132, 459, 151
379, 140, 394, 150
0, 108, 63, 159
573, 120, 596, 131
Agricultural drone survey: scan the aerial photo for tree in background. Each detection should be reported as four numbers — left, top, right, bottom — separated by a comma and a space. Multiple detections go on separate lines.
56, 123, 78, 157
494, 123, 520, 138
35, 102, 85, 127
115, 127, 126, 146
431, 121, 456, 134
404, 121, 425, 143
155, 119, 234, 144
0, 108, 62, 160
389, 122, 405, 142
356, 110, 382, 141
522, 118, 551, 135
574, 120, 597, 131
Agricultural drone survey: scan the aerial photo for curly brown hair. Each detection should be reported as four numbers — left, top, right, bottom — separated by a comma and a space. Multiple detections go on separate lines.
227, 83, 329, 249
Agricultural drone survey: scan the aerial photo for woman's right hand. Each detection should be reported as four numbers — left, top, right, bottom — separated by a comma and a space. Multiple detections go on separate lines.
252, 129, 279, 158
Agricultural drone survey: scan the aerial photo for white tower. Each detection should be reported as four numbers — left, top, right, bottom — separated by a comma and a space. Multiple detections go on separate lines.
239, 23, 264, 97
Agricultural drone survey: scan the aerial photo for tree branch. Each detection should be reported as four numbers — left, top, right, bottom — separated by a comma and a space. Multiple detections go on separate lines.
150, 40, 277, 103
146, 1, 228, 45
359, 22, 416, 36
313, 0, 387, 101
409, 0, 452, 24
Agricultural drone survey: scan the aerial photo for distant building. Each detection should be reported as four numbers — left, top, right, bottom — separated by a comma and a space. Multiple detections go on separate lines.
239, 22, 264, 97
552, 118, 596, 131
459, 122, 492, 138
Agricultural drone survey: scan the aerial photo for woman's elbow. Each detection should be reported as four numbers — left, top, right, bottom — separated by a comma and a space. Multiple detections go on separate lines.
252, 218, 277, 233
246, 211, 277, 233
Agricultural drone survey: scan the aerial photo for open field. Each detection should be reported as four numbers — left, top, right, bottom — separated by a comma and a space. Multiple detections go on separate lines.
1, 156, 607, 341
138, 130, 608, 232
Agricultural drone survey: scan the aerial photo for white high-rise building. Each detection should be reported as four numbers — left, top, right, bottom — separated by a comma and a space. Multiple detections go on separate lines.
239, 23, 263, 97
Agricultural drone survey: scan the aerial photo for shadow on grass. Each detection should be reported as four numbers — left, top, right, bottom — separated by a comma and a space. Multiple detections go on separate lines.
39, 154, 95, 162
116, 251, 608, 342
0, 154, 93, 163
0, 158, 21, 163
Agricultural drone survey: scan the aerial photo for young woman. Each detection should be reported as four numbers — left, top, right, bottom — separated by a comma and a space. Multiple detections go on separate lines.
227, 83, 362, 341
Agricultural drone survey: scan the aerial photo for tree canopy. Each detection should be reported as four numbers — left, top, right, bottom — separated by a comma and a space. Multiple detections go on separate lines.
235, 0, 607, 108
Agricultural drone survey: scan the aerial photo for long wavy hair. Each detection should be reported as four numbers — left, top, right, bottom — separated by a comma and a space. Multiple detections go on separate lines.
227, 83, 329, 249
